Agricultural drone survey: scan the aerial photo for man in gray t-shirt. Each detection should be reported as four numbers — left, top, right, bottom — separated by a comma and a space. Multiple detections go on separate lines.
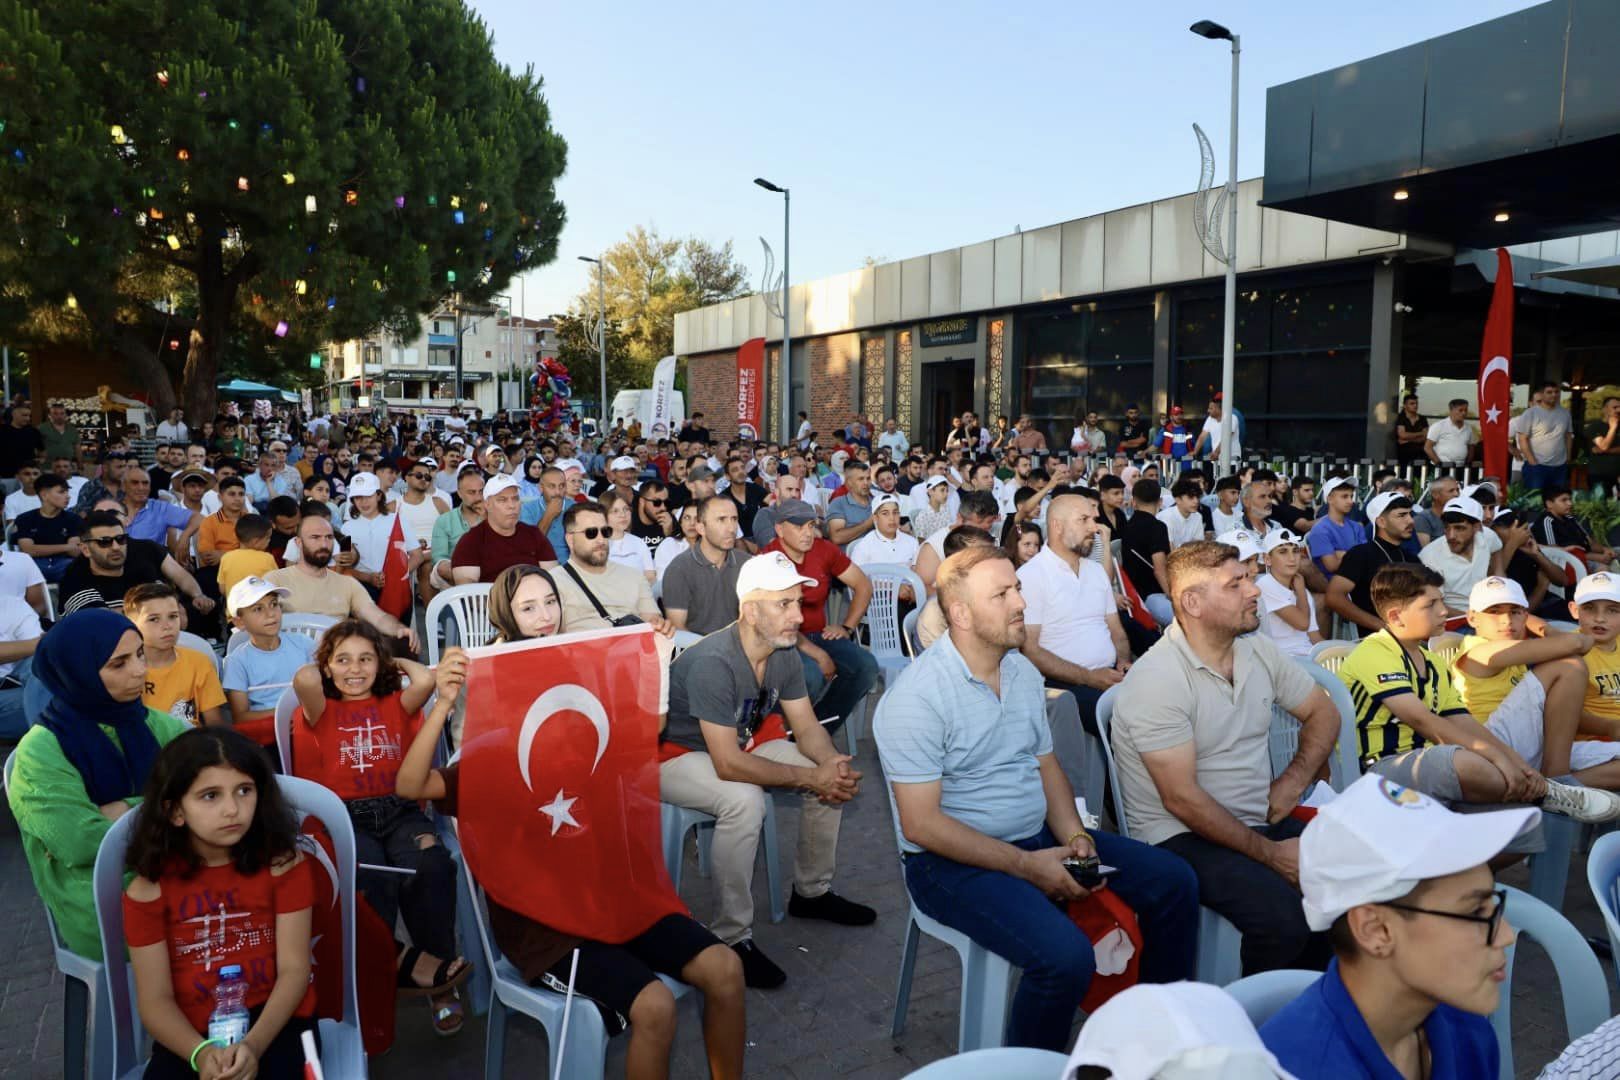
665, 496, 749, 635
659, 552, 874, 989
1516, 381, 1574, 490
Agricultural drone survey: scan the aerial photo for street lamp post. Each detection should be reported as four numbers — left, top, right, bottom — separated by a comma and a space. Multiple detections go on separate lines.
1192, 19, 1240, 471
578, 255, 608, 429
755, 178, 791, 445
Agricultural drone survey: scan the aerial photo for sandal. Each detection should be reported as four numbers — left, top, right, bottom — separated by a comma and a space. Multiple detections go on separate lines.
430, 991, 465, 1037
396, 946, 473, 998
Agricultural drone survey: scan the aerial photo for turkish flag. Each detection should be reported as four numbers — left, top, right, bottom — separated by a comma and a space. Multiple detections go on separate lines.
458, 624, 686, 942
1116, 566, 1158, 632
298, 822, 397, 1055
1478, 248, 1515, 484
376, 514, 412, 622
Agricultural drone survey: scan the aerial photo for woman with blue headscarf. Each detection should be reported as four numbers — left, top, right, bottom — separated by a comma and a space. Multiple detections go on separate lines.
6, 610, 190, 959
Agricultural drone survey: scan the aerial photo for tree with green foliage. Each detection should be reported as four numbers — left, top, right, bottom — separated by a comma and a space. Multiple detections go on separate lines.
0, 0, 566, 421
572, 226, 748, 387
553, 310, 635, 419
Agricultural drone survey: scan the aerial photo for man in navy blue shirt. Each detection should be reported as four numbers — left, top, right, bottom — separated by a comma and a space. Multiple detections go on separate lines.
1261, 773, 1535, 1079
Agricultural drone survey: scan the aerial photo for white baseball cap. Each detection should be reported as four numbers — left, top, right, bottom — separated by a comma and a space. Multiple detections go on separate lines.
1364, 491, 1411, 524
610, 455, 637, 471
1463, 481, 1498, 501
1442, 495, 1485, 522
923, 474, 949, 490
1259, 527, 1304, 554
1299, 773, 1536, 931
1216, 529, 1261, 562
735, 552, 818, 600
227, 575, 290, 618
1468, 576, 1528, 611
555, 458, 586, 475
1575, 571, 1620, 606
415, 457, 438, 470
871, 492, 902, 513
1064, 981, 1296, 1080
483, 473, 521, 499
346, 471, 381, 498
1320, 476, 1354, 500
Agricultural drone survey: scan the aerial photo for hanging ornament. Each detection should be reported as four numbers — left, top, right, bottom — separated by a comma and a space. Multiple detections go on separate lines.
282, 172, 295, 185
236, 176, 250, 191
109, 124, 126, 144
453, 210, 464, 225
155, 70, 170, 86
394, 195, 405, 208
446, 270, 456, 283
427, 195, 438, 207
227, 119, 238, 129
344, 188, 358, 206
326, 296, 337, 310
478, 201, 488, 213
65, 293, 77, 309
142, 186, 156, 198
449, 195, 461, 209
11, 148, 24, 162
372, 279, 383, 290
295, 279, 307, 295
169, 338, 181, 350
166, 234, 180, 249
304, 195, 317, 214
148, 207, 163, 220
274, 320, 289, 337
176, 148, 189, 161
484, 229, 493, 240
356, 76, 367, 93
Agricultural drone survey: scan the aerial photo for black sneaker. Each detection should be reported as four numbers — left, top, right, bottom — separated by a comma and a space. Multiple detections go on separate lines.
731, 940, 786, 989
788, 888, 877, 926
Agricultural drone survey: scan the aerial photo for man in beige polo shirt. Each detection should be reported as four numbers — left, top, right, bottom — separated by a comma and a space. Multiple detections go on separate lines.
1110, 540, 1342, 975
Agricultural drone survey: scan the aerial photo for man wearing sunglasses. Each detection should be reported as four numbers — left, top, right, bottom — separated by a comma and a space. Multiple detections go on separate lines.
630, 480, 675, 558
60, 509, 212, 616
1261, 773, 1534, 1078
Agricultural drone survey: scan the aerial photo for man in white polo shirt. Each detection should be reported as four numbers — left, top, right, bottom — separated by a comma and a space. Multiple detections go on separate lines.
1425, 399, 1476, 467
1016, 492, 1130, 736
1419, 495, 1509, 617
846, 493, 919, 570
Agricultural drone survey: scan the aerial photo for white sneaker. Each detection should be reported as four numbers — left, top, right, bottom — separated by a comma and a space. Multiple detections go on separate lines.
1541, 781, 1620, 823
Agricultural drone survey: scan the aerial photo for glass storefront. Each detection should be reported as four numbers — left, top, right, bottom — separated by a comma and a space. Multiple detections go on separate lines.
1020, 302, 1154, 450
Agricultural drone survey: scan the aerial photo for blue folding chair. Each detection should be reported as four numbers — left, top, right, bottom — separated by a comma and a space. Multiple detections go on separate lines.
1223, 968, 1319, 1028
659, 798, 786, 924
1488, 884, 1610, 1080
1586, 830, 1620, 988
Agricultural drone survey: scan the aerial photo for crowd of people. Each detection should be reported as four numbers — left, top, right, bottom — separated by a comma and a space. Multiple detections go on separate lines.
1, 391, 1618, 1079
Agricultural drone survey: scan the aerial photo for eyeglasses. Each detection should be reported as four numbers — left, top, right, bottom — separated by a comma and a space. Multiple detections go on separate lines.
570, 526, 614, 540
1383, 888, 1509, 945
88, 535, 129, 548
409, 472, 433, 481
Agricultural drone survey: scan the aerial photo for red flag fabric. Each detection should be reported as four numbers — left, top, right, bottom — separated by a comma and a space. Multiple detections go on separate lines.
736, 337, 766, 442
1478, 248, 1515, 484
298, 822, 397, 1055
376, 514, 413, 622
1116, 567, 1158, 632
458, 624, 686, 942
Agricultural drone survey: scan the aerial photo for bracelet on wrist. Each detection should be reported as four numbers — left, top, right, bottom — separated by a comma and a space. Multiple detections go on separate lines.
190, 1037, 224, 1070
1066, 829, 1090, 847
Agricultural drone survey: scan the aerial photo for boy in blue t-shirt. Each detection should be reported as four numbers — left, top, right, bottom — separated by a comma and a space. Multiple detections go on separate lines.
221, 576, 315, 740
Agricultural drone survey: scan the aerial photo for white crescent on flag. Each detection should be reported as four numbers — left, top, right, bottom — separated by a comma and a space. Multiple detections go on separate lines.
517, 684, 611, 792
1482, 355, 1510, 383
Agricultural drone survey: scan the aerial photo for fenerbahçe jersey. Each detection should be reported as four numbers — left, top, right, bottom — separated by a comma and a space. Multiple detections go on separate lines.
1339, 630, 1471, 761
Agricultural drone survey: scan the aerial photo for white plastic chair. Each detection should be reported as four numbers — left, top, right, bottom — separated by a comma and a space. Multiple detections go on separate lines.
861, 562, 926, 682
1426, 631, 1464, 663
1223, 968, 1318, 1028
902, 607, 921, 657
1310, 640, 1354, 672
176, 630, 221, 677
227, 612, 339, 656
659, 799, 786, 925
457, 821, 694, 1078
1266, 660, 1363, 792
1541, 546, 1587, 600
902, 1047, 1071, 1079
5, 752, 113, 1080
1488, 884, 1609, 1080
671, 629, 703, 655
425, 583, 494, 665
93, 775, 367, 1079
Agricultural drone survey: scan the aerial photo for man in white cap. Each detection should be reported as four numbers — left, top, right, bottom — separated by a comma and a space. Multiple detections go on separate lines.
1327, 491, 1419, 637
339, 471, 409, 599
660, 551, 873, 990
879, 545, 1197, 1051
1453, 576, 1620, 788
220, 576, 313, 731
449, 472, 557, 584
1066, 981, 1295, 1080
606, 454, 640, 504
1215, 528, 1262, 577
1260, 773, 1536, 1078
1419, 495, 1511, 617
1305, 475, 1366, 577
846, 492, 918, 571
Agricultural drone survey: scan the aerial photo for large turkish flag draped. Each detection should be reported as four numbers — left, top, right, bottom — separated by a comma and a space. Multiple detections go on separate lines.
1478, 248, 1515, 484
458, 624, 686, 942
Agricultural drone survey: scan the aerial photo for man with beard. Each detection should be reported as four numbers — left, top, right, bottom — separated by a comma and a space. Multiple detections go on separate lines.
630, 479, 676, 559
663, 454, 693, 514
519, 465, 572, 566
1112, 540, 1344, 975
1327, 492, 1420, 637
874, 546, 1198, 1049
1015, 493, 1131, 735
721, 456, 768, 537
553, 501, 665, 630
1420, 496, 1510, 618
665, 496, 750, 635
265, 513, 417, 650
430, 468, 485, 592
61, 510, 214, 617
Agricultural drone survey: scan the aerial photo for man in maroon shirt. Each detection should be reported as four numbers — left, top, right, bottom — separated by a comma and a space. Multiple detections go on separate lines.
762, 499, 878, 733
450, 473, 557, 583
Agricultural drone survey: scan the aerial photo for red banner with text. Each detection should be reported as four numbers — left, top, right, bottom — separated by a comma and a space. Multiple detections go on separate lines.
737, 337, 766, 441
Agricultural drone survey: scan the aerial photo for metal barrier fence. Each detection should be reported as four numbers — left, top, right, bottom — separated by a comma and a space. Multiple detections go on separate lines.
1032, 450, 1489, 497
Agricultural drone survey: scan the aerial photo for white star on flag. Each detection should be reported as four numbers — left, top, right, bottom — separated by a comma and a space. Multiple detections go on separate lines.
538, 789, 580, 835
1485, 405, 1501, 425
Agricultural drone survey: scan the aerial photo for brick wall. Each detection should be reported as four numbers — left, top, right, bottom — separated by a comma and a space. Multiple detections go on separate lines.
686, 349, 740, 442
684, 330, 863, 446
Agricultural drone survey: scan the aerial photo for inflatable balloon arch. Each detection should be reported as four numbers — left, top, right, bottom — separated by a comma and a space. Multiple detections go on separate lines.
528, 355, 575, 432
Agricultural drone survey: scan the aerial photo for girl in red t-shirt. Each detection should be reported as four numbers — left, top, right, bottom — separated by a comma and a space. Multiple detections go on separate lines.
290, 619, 472, 1037
123, 727, 316, 1080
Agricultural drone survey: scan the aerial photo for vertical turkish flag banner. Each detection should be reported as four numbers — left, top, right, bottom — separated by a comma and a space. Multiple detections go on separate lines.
1478, 248, 1515, 484
459, 624, 686, 942
737, 337, 766, 441
376, 514, 412, 622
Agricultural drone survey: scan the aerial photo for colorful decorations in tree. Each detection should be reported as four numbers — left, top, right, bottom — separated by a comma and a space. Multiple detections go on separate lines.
529, 354, 574, 432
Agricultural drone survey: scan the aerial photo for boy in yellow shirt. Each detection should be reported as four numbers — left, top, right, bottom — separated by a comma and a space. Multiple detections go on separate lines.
125, 582, 225, 726
217, 513, 279, 601
1453, 576, 1619, 787
1573, 572, 1620, 738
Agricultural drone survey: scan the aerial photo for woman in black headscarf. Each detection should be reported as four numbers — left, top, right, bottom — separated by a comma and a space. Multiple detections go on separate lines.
6, 609, 192, 959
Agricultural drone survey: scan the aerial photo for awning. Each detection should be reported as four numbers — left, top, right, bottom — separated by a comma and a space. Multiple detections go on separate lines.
217, 378, 299, 403
1529, 253, 1620, 288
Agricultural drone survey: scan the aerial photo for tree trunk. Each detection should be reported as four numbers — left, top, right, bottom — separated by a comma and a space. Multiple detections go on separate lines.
119, 338, 178, 415
179, 234, 243, 426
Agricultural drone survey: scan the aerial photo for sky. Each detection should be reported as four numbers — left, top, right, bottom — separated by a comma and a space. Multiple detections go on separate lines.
472, 0, 1542, 321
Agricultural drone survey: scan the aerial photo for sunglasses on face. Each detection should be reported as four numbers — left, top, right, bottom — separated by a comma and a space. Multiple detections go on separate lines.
570, 526, 614, 540
409, 472, 433, 481
89, 535, 129, 548
644, 498, 667, 507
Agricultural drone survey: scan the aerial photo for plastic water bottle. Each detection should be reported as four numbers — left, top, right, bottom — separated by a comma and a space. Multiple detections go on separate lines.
207, 965, 250, 1046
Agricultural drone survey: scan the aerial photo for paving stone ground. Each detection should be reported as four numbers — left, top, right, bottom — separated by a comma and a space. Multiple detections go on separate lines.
1, 719, 1611, 1078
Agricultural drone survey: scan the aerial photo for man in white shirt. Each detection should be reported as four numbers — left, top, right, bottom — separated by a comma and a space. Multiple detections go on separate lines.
1516, 380, 1575, 491
1191, 398, 1240, 460
846, 494, 919, 571
1419, 496, 1508, 616
876, 418, 909, 458
1424, 399, 1476, 467
915, 491, 1001, 592
1157, 478, 1208, 548
4, 464, 42, 524
155, 407, 188, 443
1256, 530, 1321, 657
1016, 492, 1131, 736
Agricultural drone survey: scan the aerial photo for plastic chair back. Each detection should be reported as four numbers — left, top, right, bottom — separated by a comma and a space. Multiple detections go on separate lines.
671, 629, 703, 658
1223, 968, 1318, 1028
1586, 831, 1620, 987
1541, 547, 1587, 600
1489, 884, 1610, 1080
862, 563, 926, 665
902, 608, 921, 657
1310, 640, 1354, 672
1426, 631, 1464, 663
902, 1047, 1071, 1079
274, 686, 299, 773
281, 612, 339, 644
1094, 686, 1128, 837
1267, 659, 1362, 790
424, 583, 493, 665
177, 631, 221, 677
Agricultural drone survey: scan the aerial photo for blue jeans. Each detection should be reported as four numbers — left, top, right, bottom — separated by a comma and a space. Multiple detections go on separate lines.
0, 656, 36, 740
904, 826, 1198, 1050
799, 633, 880, 734
33, 555, 72, 584
1521, 463, 1568, 493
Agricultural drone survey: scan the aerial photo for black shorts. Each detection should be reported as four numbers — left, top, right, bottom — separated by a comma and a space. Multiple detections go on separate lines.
533, 914, 719, 1034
